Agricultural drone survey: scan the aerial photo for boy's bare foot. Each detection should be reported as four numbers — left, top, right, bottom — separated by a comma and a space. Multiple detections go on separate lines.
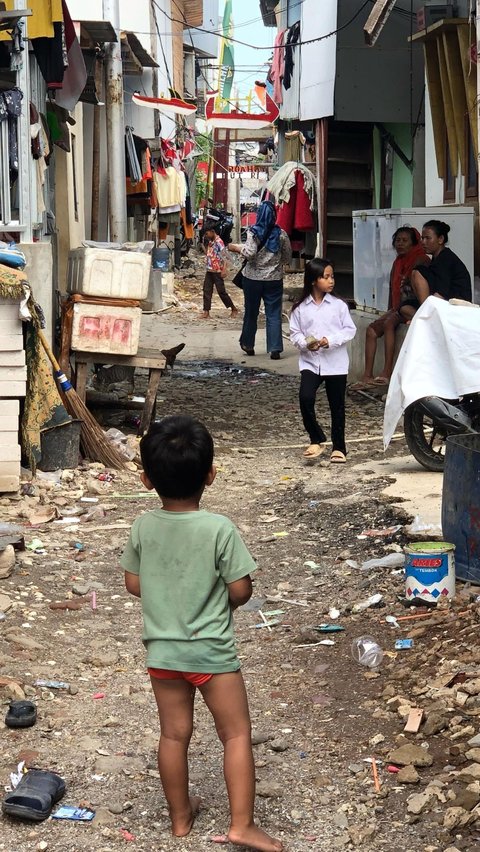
230, 307, 239, 318
211, 825, 283, 851
171, 795, 201, 837
201, 311, 210, 319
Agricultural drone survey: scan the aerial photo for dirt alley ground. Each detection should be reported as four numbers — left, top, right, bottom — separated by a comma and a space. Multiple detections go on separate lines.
1, 275, 480, 852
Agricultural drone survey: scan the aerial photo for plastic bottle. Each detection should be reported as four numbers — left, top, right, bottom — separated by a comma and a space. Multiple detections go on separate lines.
351, 636, 384, 668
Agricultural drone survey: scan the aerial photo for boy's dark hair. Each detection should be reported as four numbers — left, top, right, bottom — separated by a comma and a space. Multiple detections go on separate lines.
140, 415, 214, 499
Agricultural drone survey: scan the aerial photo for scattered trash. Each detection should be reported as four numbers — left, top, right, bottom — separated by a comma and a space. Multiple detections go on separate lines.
385, 615, 400, 629
26, 538, 46, 554
351, 637, 384, 668
404, 515, 443, 538
34, 680, 70, 690
10, 761, 26, 789
93, 692, 105, 700
360, 525, 402, 538
52, 805, 95, 821
304, 560, 321, 570
314, 624, 344, 633
120, 829, 136, 841
404, 708, 424, 733
361, 553, 405, 571
352, 593, 383, 613
97, 472, 115, 482
395, 638, 414, 650
91, 591, 97, 611
328, 607, 340, 619
371, 756, 381, 792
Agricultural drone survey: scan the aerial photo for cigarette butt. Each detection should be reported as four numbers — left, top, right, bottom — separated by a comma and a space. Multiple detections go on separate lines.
371, 757, 381, 793
91, 591, 97, 610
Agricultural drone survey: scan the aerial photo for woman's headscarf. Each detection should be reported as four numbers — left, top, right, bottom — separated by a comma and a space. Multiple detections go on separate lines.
250, 200, 281, 254
390, 227, 427, 310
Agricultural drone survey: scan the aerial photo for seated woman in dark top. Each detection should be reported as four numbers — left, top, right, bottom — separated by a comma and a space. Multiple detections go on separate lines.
411, 219, 472, 304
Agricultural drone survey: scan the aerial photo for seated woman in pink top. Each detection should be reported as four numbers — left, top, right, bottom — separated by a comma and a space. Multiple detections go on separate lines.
289, 258, 357, 464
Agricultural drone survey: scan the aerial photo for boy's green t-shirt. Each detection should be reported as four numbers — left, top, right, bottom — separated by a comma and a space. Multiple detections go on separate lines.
120, 509, 257, 673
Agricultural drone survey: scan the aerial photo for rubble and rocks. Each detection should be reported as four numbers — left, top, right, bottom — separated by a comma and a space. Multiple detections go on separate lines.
1, 290, 480, 851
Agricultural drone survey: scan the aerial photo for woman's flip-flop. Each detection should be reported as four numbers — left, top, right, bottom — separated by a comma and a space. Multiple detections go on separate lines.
2, 769, 66, 821
330, 451, 347, 464
303, 443, 326, 458
372, 376, 389, 386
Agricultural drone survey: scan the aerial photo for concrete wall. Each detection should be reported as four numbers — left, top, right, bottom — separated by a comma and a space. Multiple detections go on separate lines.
55, 105, 86, 292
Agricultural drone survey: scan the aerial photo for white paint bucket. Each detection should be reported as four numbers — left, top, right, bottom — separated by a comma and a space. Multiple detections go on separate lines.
404, 542, 456, 602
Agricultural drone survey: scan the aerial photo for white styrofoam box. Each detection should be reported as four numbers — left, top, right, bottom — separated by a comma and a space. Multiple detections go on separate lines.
67, 248, 151, 300
0, 335, 24, 351
0, 399, 19, 415
71, 302, 142, 355
0, 444, 20, 461
0, 350, 25, 366
0, 428, 19, 442
0, 474, 19, 492
0, 381, 26, 396
0, 365, 27, 381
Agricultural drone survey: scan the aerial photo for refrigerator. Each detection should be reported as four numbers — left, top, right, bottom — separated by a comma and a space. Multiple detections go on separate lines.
352, 207, 475, 312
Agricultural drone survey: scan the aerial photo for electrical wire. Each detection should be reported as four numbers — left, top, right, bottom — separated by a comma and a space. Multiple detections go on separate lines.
152, 0, 372, 51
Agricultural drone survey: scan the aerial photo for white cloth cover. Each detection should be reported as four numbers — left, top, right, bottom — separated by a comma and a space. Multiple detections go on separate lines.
383, 296, 480, 448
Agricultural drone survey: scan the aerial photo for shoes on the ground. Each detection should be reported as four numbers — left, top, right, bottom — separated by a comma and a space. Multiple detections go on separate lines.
303, 443, 326, 458
330, 450, 347, 464
270, 352, 281, 360
241, 345, 255, 356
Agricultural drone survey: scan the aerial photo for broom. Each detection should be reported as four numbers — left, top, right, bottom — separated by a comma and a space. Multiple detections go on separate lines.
38, 329, 127, 470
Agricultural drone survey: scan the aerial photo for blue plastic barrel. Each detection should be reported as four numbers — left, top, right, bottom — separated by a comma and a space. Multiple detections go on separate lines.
442, 433, 480, 583
152, 245, 170, 271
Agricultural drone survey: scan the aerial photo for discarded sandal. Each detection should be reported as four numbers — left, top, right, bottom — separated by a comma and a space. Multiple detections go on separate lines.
2, 769, 66, 822
5, 700, 37, 729
330, 450, 347, 464
303, 443, 326, 459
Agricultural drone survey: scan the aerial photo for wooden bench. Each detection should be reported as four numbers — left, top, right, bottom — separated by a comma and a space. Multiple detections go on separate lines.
74, 348, 166, 435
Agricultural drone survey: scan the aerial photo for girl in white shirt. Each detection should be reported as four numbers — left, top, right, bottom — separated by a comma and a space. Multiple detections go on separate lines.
289, 258, 357, 463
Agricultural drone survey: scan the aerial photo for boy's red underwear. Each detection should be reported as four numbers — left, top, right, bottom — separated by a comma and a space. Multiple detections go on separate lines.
148, 667, 213, 686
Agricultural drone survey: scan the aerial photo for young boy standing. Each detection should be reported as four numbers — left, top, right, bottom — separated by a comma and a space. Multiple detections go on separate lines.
202, 226, 238, 319
121, 415, 282, 852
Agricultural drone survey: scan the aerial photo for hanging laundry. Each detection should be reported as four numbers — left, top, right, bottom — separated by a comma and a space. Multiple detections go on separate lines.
283, 22, 300, 91
154, 166, 183, 212
54, 0, 87, 111
0, 88, 23, 176
46, 102, 75, 152
0, 0, 63, 41
270, 28, 286, 105
267, 160, 315, 209
284, 130, 305, 164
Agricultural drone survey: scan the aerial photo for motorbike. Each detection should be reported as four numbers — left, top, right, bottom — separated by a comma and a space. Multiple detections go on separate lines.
404, 393, 480, 472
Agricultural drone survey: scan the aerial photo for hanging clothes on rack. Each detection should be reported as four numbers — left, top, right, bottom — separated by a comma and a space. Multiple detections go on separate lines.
284, 130, 305, 164
270, 28, 286, 105
267, 161, 316, 250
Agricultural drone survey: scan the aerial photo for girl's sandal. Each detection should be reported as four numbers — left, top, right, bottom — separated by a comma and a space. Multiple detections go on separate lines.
303, 443, 326, 458
330, 451, 347, 464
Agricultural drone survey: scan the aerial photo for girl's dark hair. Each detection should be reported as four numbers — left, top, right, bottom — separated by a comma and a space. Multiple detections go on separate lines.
423, 219, 450, 244
391, 226, 418, 247
292, 258, 333, 311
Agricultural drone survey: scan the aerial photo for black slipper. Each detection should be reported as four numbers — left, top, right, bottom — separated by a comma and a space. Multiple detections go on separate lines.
2, 769, 66, 821
5, 700, 37, 729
